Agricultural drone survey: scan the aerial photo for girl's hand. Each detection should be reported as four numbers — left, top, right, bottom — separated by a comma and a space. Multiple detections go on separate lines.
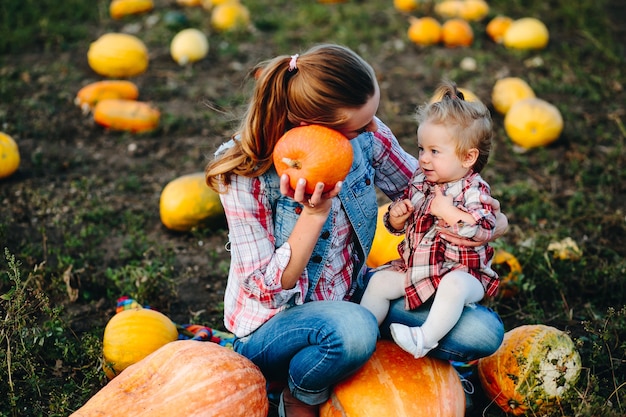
280, 174, 341, 213
429, 185, 454, 219
437, 194, 508, 246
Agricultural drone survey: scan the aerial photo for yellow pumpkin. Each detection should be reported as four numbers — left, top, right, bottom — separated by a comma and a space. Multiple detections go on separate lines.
503, 17, 549, 50
491, 77, 535, 115
394, 0, 419, 13
407, 16, 442, 46
74, 80, 139, 113
504, 98, 563, 148
492, 249, 522, 298
478, 325, 582, 416
434, 0, 464, 19
170, 28, 209, 66
109, 0, 154, 19
159, 172, 225, 232
0, 132, 20, 179
366, 203, 404, 268
458, 0, 489, 21
73, 340, 268, 417
210, 1, 250, 31
93, 98, 160, 133
320, 341, 465, 416
102, 308, 179, 379
87, 33, 149, 78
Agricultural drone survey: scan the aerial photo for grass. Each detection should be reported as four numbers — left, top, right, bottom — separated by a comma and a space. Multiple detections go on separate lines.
1, 0, 625, 416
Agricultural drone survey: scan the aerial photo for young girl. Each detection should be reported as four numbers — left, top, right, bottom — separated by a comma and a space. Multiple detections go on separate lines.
360, 80, 500, 359
205, 47, 506, 417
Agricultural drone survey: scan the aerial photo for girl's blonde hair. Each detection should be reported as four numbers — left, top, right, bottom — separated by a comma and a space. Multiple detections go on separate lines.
205, 44, 377, 192
417, 80, 493, 173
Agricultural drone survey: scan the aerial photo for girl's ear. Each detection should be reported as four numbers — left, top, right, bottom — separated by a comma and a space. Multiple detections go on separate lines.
463, 148, 479, 168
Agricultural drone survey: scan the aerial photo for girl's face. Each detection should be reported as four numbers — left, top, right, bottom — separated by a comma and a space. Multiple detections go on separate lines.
336, 84, 381, 139
417, 121, 473, 184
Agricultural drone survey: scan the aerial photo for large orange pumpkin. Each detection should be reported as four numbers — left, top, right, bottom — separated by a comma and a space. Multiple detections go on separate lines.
477, 324, 582, 416
366, 203, 404, 268
273, 125, 353, 194
102, 308, 179, 379
320, 340, 465, 416
93, 98, 160, 133
72, 340, 268, 417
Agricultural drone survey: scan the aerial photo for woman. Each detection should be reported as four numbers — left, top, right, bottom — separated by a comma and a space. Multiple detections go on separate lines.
205, 44, 506, 417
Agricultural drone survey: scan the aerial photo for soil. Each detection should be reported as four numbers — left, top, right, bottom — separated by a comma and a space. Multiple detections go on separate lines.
1, 2, 625, 351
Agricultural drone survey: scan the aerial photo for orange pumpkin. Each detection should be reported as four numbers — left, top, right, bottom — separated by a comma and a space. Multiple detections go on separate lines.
109, 0, 154, 19
492, 249, 522, 298
407, 16, 442, 46
478, 325, 582, 416
320, 340, 465, 416
102, 308, 178, 379
486, 15, 513, 44
441, 18, 474, 47
366, 203, 403, 268
72, 340, 268, 417
0, 132, 20, 179
75, 80, 139, 113
93, 98, 160, 133
273, 125, 353, 194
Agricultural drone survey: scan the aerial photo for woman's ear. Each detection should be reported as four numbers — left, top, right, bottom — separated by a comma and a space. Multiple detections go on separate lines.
463, 148, 479, 168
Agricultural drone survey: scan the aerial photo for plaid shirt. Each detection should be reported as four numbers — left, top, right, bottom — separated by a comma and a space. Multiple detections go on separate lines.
221, 119, 417, 337
386, 170, 499, 310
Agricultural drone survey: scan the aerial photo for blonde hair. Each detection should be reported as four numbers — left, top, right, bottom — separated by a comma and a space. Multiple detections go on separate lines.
205, 44, 377, 192
417, 80, 493, 173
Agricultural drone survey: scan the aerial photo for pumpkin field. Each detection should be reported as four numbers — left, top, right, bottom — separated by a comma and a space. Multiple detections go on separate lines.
0, 0, 625, 416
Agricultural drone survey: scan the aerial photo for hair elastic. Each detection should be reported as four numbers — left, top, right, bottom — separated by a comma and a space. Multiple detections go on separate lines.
289, 54, 299, 71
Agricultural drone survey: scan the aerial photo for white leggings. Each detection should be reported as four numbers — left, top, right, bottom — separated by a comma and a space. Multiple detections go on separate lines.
360, 268, 485, 348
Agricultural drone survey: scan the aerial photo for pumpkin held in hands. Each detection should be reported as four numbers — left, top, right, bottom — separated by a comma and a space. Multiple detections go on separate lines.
273, 125, 353, 194
320, 341, 465, 417
72, 340, 268, 417
477, 324, 582, 416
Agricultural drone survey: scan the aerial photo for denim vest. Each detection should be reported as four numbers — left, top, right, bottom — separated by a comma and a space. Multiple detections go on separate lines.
260, 133, 379, 301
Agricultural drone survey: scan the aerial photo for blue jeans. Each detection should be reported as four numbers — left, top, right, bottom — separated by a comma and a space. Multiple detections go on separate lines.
233, 300, 379, 406
234, 276, 504, 406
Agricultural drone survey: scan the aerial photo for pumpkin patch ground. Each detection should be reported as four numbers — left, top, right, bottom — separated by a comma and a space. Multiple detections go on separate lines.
1, 1, 625, 416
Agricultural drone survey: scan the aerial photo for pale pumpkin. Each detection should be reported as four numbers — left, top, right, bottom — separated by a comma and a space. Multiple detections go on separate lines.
0, 132, 20, 179
210, 1, 250, 32
441, 18, 474, 47
109, 0, 154, 19
73, 340, 268, 417
170, 28, 209, 66
87, 33, 149, 78
93, 98, 160, 133
407, 16, 442, 46
159, 172, 225, 232
273, 125, 353, 194
320, 340, 465, 416
503, 17, 549, 50
492, 249, 522, 298
504, 98, 563, 148
491, 77, 535, 115
366, 203, 404, 268
75, 80, 139, 113
478, 325, 582, 416
102, 307, 179, 379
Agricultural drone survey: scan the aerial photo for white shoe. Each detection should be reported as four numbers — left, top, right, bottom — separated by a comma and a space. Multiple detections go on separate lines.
390, 323, 437, 359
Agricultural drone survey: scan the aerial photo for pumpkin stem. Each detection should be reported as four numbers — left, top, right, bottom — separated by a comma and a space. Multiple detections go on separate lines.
281, 157, 301, 169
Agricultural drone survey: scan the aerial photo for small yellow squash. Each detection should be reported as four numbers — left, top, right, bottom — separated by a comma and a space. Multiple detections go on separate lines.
393, 0, 419, 13
93, 98, 160, 133
159, 172, 225, 232
504, 98, 563, 148
0, 132, 20, 179
170, 28, 209, 66
503, 17, 549, 50
87, 33, 149, 78
109, 0, 154, 19
366, 203, 404, 268
210, 1, 250, 31
102, 307, 178, 379
75, 80, 139, 113
491, 77, 535, 115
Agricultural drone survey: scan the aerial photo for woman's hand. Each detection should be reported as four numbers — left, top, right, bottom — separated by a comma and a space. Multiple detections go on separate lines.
437, 194, 508, 247
279, 174, 342, 213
